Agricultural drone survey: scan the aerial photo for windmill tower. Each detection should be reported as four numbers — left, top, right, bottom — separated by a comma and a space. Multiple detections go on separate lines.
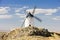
25, 12, 34, 27
21, 7, 42, 27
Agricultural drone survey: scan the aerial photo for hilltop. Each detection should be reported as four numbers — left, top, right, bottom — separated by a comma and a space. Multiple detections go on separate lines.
0, 26, 60, 40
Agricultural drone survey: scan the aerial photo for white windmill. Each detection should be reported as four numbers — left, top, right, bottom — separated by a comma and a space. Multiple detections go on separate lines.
21, 7, 42, 27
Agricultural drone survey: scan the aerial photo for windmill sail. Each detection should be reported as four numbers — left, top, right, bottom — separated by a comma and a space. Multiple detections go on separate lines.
21, 19, 26, 27
32, 6, 36, 14
21, 6, 42, 27
34, 16, 42, 22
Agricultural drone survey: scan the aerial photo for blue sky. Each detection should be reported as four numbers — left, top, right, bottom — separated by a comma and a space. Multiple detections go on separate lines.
0, 0, 60, 32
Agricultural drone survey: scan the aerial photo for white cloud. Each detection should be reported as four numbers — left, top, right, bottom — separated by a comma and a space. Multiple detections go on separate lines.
22, 6, 29, 8
15, 6, 28, 18
0, 7, 12, 19
15, 8, 22, 13
15, 13, 26, 18
0, 7, 10, 14
15, 7, 60, 19
26, 8, 57, 15
0, 15, 12, 19
52, 16, 60, 21
57, 7, 60, 9
15, 6, 28, 13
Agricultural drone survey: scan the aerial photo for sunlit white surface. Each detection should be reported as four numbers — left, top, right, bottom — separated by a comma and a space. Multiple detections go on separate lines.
25, 17, 33, 27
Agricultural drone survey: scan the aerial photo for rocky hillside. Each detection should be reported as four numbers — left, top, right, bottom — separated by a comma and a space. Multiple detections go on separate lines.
0, 26, 60, 40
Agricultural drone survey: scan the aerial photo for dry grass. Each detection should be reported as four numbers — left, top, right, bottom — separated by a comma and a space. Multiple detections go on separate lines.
0, 32, 6, 40
0, 26, 60, 40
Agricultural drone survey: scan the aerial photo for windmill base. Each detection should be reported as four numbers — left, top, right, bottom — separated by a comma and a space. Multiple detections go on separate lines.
29, 25, 31, 26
